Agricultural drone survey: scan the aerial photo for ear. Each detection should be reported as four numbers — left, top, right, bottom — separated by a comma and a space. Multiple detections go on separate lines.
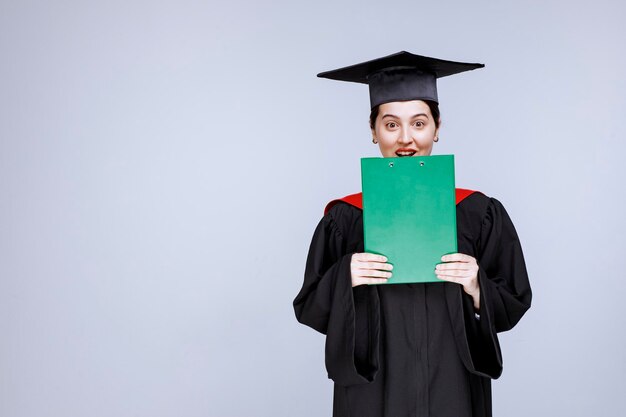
434, 118, 442, 139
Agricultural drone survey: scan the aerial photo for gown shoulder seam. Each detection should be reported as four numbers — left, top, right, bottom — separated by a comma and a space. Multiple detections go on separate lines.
325, 203, 348, 241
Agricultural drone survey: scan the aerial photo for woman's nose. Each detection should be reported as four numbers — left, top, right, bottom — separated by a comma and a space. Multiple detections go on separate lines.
398, 128, 412, 144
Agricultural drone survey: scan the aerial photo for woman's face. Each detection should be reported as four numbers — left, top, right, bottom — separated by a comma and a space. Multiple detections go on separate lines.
372, 100, 440, 158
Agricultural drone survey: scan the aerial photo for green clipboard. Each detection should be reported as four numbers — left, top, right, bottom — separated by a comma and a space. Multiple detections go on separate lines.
361, 155, 457, 284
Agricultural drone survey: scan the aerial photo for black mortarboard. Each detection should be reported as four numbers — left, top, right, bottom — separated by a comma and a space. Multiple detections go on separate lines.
317, 51, 484, 108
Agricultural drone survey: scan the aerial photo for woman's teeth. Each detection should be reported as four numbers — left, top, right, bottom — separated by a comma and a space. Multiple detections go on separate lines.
396, 151, 416, 157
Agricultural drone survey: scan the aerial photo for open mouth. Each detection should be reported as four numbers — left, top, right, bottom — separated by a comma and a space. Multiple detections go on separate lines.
395, 149, 417, 157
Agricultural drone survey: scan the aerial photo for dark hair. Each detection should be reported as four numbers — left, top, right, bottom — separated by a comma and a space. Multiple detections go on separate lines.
369, 100, 441, 129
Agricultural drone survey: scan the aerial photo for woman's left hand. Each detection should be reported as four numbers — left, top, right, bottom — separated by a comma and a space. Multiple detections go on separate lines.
436, 253, 480, 310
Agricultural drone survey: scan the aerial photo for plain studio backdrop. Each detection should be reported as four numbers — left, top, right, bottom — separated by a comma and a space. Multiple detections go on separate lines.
1, 0, 624, 416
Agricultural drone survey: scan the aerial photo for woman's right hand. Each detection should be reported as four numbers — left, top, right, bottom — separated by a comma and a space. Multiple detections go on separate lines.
350, 253, 393, 287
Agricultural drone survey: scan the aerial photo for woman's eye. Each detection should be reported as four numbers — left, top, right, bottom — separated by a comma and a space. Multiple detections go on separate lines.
386, 122, 397, 129
414, 121, 424, 128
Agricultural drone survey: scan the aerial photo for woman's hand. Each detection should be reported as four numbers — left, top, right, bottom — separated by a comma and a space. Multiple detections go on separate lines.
350, 253, 393, 287
436, 253, 480, 310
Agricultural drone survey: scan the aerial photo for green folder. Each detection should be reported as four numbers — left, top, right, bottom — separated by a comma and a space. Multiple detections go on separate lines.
361, 155, 457, 284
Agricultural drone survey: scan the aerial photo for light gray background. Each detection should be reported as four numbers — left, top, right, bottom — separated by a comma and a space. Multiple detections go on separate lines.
1, 0, 624, 416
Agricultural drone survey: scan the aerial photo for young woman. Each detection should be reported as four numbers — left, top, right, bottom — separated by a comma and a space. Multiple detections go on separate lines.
293, 51, 532, 417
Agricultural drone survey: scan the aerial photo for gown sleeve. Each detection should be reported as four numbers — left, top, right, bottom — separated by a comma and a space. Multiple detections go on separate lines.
461, 197, 532, 379
293, 205, 380, 386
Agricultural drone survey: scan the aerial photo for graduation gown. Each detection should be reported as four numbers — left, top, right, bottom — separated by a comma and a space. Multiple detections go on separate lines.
293, 191, 532, 417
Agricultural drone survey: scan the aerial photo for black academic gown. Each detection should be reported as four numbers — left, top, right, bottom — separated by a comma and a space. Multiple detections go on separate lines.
293, 192, 532, 417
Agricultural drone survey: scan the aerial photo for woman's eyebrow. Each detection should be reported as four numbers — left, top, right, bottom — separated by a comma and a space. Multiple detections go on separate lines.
381, 113, 429, 119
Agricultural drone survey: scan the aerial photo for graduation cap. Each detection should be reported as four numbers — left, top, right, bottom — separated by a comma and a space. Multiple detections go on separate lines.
317, 51, 484, 108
